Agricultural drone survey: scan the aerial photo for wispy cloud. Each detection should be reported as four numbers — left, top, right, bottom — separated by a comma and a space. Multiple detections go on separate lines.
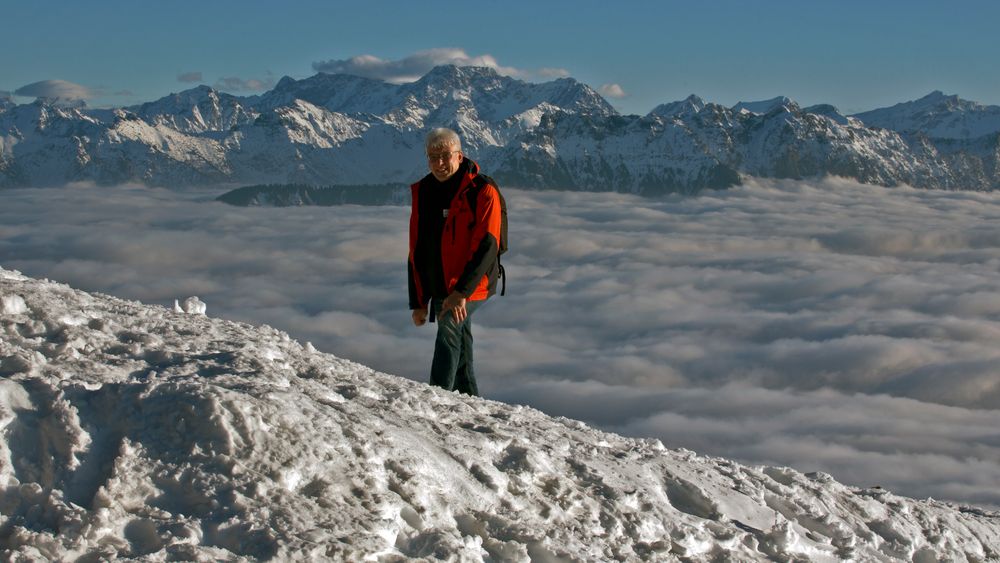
178, 72, 203, 83
537, 67, 572, 79
213, 73, 276, 92
3, 177, 1000, 508
14, 79, 92, 101
599, 83, 627, 98
312, 48, 560, 83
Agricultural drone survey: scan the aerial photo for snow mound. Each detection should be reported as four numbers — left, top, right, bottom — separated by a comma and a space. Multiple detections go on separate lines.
0, 295, 27, 316
173, 296, 207, 315
1, 266, 999, 561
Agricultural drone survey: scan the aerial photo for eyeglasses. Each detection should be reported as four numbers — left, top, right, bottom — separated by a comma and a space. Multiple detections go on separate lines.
427, 151, 459, 162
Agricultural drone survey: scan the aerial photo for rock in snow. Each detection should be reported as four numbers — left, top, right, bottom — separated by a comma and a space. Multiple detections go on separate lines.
1, 266, 999, 561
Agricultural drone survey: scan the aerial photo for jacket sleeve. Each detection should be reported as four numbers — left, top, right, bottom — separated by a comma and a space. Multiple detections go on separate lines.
408, 260, 421, 310
408, 185, 427, 310
454, 183, 502, 296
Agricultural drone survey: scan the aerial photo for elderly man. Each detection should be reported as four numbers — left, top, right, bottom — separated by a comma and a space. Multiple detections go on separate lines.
408, 128, 503, 396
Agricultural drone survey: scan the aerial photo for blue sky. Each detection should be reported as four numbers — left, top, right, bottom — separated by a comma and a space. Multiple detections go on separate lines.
3, 0, 999, 115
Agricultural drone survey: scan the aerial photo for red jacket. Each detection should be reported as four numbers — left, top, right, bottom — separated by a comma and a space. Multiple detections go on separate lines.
408, 158, 503, 309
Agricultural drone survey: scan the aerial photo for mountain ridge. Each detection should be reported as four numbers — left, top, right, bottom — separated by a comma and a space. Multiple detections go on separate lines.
853, 91, 1000, 140
2, 67, 999, 192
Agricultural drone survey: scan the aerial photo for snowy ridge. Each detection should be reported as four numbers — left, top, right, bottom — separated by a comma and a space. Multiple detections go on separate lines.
488, 98, 958, 194
3, 67, 1000, 191
853, 91, 1000, 141
2, 267, 999, 561
732, 96, 793, 115
648, 95, 706, 119
128, 85, 259, 135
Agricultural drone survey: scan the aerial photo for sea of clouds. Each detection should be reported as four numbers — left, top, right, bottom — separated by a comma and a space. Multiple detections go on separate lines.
2, 177, 999, 508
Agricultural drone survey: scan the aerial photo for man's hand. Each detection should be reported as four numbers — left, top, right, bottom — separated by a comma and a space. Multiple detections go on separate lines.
440, 291, 468, 323
412, 307, 428, 326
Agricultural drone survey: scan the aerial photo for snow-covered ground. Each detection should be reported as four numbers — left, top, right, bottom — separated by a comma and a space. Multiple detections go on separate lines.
2, 266, 999, 561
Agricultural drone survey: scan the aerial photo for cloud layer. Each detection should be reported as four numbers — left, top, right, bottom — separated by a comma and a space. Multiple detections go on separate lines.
2, 178, 999, 508
312, 48, 564, 83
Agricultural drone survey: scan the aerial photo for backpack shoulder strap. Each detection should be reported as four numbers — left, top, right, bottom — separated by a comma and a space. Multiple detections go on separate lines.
468, 174, 507, 296
472, 174, 497, 188
466, 174, 496, 216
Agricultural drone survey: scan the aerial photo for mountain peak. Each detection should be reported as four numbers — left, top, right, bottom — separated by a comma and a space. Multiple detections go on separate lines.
853, 90, 1000, 140
265, 72, 373, 101
402, 65, 616, 120
274, 75, 297, 90
909, 90, 969, 110
919, 90, 951, 102
732, 96, 794, 115
427, 63, 488, 76
648, 94, 705, 118
31, 96, 88, 110
416, 64, 506, 88
803, 103, 851, 125
136, 84, 226, 109
123, 84, 255, 134
685, 94, 705, 105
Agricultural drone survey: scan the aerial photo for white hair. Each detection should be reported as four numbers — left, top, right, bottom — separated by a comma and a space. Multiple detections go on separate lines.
425, 128, 462, 152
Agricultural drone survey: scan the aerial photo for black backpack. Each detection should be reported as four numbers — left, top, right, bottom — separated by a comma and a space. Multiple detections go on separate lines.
470, 174, 508, 296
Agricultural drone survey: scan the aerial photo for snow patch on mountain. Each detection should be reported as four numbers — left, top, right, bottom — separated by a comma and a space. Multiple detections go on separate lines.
2, 266, 1000, 561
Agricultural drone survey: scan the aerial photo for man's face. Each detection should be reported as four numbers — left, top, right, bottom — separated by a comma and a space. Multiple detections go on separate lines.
427, 144, 463, 182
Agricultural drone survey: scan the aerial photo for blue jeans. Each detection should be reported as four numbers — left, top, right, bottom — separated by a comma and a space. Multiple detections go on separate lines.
429, 298, 485, 396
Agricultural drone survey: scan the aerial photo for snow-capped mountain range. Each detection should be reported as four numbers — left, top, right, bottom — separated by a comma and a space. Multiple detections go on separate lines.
854, 90, 1000, 140
3, 265, 1000, 560
2, 66, 999, 192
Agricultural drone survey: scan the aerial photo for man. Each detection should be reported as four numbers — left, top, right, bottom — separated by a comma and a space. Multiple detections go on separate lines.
408, 128, 503, 396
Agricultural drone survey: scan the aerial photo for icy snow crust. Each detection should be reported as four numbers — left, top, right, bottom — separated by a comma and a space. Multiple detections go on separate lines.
1, 267, 999, 561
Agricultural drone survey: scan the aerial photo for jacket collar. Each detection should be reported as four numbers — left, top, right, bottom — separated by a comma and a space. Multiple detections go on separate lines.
455, 157, 479, 193
461, 156, 479, 178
